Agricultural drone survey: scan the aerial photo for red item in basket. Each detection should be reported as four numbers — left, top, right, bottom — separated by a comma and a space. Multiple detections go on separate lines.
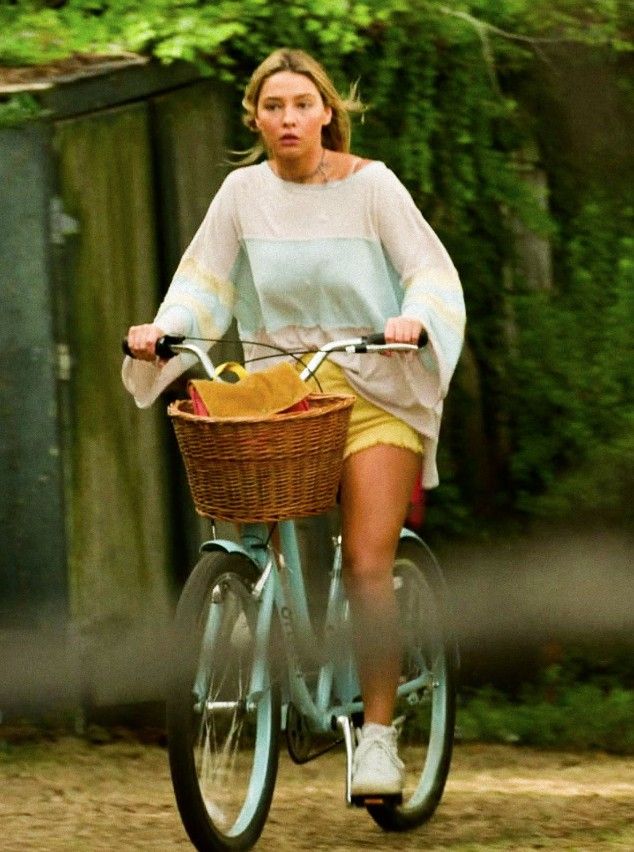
282, 398, 311, 413
189, 384, 210, 416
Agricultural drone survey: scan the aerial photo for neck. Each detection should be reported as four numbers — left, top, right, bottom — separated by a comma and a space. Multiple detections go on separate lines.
273, 148, 327, 183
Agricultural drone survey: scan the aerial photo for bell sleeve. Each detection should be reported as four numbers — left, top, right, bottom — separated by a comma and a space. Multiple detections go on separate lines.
122, 172, 240, 408
374, 168, 466, 400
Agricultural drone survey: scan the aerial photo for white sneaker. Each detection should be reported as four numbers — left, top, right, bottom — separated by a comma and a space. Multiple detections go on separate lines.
351, 723, 405, 797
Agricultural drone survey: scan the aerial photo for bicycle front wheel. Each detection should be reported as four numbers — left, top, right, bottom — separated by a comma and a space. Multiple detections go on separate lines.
167, 552, 281, 851
367, 537, 457, 832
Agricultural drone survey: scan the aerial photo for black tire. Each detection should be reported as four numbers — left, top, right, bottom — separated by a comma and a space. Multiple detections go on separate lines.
167, 552, 281, 851
366, 537, 458, 831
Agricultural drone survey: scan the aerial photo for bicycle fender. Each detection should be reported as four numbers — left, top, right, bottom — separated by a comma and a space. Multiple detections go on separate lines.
200, 539, 254, 561
399, 527, 424, 545
398, 527, 461, 672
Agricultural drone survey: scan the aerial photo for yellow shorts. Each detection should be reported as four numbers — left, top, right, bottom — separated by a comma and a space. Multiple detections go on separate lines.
303, 359, 424, 461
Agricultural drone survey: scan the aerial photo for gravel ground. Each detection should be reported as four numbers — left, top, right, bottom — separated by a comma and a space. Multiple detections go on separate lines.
1, 737, 633, 851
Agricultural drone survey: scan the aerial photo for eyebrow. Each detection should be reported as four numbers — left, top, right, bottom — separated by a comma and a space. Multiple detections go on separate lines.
261, 93, 317, 102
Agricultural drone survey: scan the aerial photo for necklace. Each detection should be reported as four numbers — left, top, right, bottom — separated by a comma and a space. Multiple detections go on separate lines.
279, 149, 328, 184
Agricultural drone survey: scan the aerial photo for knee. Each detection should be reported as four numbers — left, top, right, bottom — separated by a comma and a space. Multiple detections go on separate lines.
342, 542, 394, 586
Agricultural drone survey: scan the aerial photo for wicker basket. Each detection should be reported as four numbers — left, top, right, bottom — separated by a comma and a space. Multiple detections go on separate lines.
168, 393, 354, 523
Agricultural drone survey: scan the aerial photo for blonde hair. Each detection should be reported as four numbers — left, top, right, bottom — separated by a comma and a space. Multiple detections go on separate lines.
239, 48, 365, 164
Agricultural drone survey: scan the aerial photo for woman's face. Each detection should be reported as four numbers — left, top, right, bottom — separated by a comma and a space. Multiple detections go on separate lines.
255, 71, 332, 160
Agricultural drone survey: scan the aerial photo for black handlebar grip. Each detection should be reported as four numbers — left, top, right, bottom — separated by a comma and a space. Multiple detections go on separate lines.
364, 329, 428, 348
155, 335, 185, 360
121, 334, 185, 360
363, 331, 386, 346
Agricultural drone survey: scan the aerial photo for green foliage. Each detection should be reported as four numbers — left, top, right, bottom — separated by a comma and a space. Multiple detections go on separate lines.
458, 645, 634, 753
457, 682, 634, 753
1, 1, 631, 529
0, 92, 45, 126
409, 644, 634, 753
506, 197, 633, 518
1, 2, 630, 70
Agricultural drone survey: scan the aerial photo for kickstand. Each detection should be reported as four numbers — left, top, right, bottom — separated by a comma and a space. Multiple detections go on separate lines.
336, 715, 355, 806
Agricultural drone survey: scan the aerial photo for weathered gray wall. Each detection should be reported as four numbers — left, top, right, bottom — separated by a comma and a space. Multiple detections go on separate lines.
0, 124, 67, 630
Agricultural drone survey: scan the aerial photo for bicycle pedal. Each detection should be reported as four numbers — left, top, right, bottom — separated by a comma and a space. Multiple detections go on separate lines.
350, 792, 403, 808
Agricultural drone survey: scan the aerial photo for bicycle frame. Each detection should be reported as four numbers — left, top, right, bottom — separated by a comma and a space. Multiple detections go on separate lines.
201, 521, 434, 738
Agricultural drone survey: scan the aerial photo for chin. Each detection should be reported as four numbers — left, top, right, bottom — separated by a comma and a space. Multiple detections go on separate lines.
277, 145, 302, 156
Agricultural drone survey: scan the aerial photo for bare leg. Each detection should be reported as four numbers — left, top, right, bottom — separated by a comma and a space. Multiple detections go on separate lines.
339, 444, 421, 726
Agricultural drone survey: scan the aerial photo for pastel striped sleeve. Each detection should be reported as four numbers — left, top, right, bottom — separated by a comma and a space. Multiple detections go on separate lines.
375, 168, 466, 397
155, 172, 240, 340
122, 173, 240, 408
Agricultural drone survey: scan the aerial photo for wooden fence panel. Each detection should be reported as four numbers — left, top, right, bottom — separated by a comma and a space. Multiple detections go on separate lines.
53, 103, 172, 702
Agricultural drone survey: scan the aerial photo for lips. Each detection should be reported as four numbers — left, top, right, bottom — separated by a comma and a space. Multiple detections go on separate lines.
280, 134, 300, 144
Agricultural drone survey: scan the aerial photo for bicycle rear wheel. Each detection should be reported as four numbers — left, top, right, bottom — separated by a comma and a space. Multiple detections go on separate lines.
167, 552, 281, 851
366, 537, 457, 831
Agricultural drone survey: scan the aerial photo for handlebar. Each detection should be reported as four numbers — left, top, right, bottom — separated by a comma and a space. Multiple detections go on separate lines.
122, 330, 428, 381
356, 330, 428, 349
122, 334, 186, 361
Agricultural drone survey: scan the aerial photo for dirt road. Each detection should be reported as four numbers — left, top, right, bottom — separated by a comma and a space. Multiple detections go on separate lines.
1, 737, 632, 851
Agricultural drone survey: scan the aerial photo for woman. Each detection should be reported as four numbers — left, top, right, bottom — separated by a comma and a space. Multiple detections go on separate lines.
124, 48, 465, 798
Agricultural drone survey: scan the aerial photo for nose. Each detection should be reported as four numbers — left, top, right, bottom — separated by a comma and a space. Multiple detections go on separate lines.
282, 106, 297, 126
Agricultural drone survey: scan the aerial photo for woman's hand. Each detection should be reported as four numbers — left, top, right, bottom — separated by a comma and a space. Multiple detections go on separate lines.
384, 316, 425, 345
126, 323, 166, 362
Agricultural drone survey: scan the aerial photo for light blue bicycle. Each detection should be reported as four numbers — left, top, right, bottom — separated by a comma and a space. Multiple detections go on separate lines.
147, 334, 457, 851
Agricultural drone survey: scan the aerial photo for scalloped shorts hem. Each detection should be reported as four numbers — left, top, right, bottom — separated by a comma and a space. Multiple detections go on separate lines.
304, 359, 424, 461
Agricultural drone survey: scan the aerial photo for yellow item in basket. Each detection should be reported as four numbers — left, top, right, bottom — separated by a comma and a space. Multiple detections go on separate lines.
188, 361, 309, 418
